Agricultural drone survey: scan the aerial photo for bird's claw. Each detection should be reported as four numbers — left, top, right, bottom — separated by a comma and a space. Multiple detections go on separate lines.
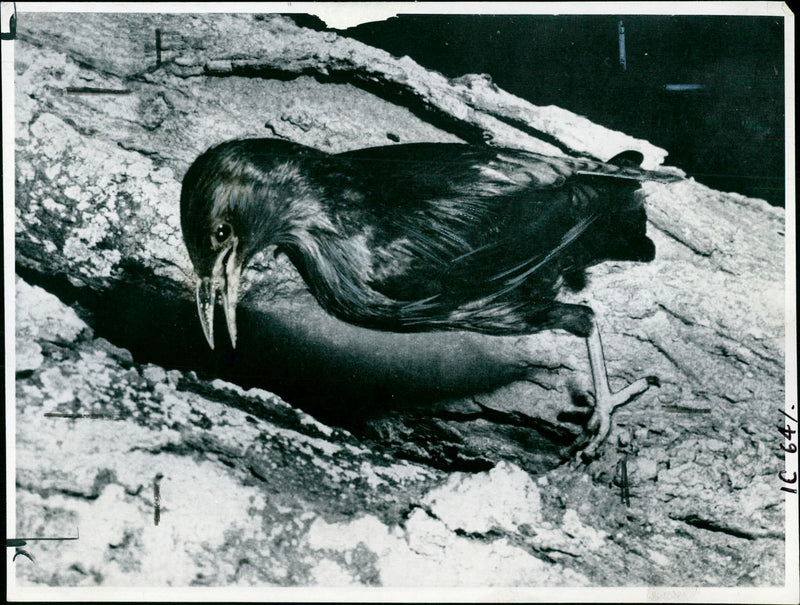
573, 375, 658, 465
570, 321, 659, 466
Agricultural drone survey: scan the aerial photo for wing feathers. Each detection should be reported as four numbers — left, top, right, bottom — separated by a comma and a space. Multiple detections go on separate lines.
324, 143, 666, 330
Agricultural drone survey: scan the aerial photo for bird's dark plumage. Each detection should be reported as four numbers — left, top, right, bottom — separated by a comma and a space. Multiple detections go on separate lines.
181, 139, 674, 346
180, 138, 680, 460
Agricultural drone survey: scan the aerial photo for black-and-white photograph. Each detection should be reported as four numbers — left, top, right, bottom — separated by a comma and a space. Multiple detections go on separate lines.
4, 2, 797, 601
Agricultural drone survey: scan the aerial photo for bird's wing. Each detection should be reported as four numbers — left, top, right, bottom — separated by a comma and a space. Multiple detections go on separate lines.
337, 143, 573, 280
335, 144, 669, 309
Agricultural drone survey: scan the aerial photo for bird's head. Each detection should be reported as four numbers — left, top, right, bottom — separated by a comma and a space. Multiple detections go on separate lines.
180, 139, 325, 349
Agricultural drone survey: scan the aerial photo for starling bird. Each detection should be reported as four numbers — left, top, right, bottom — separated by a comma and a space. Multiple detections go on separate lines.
180, 138, 678, 459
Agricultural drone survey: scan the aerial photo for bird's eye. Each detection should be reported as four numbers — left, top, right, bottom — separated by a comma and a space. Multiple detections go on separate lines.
213, 222, 232, 245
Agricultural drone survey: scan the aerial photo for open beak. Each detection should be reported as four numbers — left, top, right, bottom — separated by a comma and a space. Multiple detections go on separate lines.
195, 238, 241, 349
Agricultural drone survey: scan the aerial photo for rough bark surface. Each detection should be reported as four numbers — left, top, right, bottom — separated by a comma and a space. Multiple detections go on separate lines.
12, 13, 786, 588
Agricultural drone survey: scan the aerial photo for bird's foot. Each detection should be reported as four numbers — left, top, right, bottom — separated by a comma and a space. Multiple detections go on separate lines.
573, 320, 659, 465
575, 375, 659, 464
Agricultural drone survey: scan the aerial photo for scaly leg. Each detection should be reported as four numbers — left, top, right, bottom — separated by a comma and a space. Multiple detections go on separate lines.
578, 320, 658, 462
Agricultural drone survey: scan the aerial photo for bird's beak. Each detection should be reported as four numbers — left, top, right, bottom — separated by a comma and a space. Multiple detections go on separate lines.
195, 238, 241, 350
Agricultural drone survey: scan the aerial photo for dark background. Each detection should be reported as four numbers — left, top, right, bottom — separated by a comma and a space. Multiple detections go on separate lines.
299, 14, 786, 207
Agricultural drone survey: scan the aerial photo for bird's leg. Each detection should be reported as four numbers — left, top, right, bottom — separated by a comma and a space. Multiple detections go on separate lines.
578, 319, 657, 462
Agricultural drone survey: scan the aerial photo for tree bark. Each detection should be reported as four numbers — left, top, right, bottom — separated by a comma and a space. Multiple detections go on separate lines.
12, 12, 786, 588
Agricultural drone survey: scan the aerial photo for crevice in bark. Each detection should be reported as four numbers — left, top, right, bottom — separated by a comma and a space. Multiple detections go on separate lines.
197, 65, 489, 145
483, 110, 584, 156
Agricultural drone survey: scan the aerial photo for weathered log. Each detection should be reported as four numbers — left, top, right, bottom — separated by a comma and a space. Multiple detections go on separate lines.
12, 12, 785, 587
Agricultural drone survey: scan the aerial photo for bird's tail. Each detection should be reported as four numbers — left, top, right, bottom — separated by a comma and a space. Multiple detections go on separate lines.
561, 151, 662, 281
574, 151, 683, 184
